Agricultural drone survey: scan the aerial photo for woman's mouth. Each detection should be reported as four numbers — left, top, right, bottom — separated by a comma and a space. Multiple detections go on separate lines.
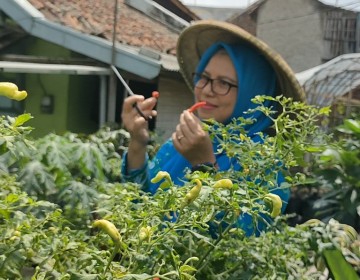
201, 102, 217, 110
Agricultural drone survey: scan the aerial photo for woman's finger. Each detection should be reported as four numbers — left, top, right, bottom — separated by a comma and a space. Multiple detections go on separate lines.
123, 95, 145, 112
177, 111, 192, 138
183, 110, 203, 134
137, 96, 158, 112
123, 95, 158, 121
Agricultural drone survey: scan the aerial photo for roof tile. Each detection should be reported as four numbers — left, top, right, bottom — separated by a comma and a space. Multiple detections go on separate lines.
27, 0, 181, 54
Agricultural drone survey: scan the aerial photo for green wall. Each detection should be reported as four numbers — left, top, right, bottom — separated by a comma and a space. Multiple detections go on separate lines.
25, 73, 69, 137
0, 36, 102, 138
25, 38, 71, 137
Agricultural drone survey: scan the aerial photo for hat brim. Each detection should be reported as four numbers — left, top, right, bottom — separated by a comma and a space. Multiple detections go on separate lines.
176, 20, 305, 102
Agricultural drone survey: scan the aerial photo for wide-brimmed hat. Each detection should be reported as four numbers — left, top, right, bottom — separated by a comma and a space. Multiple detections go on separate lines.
176, 20, 306, 102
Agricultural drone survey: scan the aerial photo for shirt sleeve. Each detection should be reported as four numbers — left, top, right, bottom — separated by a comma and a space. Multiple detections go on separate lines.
120, 151, 150, 192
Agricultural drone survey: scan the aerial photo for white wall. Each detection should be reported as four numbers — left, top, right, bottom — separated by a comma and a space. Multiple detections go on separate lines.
156, 75, 194, 140
257, 0, 324, 72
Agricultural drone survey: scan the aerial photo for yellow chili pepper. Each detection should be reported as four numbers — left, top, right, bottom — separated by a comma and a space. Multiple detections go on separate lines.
339, 223, 358, 243
151, 171, 171, 184
213, 178, 233, 189
0, 82, 27, 101
93, 219, 121, 245
182, 179, 202, 207
138, 226, 152, 242
10, 236, 20, 241
264, 193, 282, 218
13, 230, 21, 237
302, 219, 322, 227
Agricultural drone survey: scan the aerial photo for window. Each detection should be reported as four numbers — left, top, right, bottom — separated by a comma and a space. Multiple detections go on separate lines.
323, 10, 358, 59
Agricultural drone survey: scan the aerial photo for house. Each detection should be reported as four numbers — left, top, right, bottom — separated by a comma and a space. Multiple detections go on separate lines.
0, 0, 199, 139
229, 0, 360, 123
186, 5, 244, 21
226, 0, 265, 35
230, 0, 360, 73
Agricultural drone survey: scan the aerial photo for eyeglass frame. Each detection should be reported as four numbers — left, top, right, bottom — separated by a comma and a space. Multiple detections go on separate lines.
192, 72, 238, 96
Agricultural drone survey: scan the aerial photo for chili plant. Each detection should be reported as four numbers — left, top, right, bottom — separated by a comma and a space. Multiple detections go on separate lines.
0, 91, 359, 279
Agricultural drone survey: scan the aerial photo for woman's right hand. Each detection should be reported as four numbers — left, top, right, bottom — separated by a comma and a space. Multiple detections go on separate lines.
121, 94, 157, 146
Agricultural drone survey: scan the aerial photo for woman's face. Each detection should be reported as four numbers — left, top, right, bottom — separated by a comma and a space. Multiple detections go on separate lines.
194, 51, 238, 123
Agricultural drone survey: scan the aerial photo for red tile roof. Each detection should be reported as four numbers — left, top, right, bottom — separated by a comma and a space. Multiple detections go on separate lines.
27, 0, 187, 55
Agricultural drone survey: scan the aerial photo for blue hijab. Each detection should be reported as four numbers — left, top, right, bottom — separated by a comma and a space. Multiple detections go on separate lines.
148, 42, 278, 191
195, 42, 276, 134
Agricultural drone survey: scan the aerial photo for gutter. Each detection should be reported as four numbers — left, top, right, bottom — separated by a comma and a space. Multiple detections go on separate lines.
125, 0, 189, 32
1, 0, 162, 80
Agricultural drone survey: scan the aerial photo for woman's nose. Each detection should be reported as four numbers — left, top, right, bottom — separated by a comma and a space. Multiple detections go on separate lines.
202, 81, 216, 96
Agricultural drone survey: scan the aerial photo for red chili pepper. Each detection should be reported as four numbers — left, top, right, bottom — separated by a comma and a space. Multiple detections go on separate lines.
188, 101, 206, 113
152, 91, 160, 98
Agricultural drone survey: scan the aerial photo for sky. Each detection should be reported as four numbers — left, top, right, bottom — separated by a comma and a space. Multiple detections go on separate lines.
320, 0, 360, 11
179, 0, 257, 8
180, 0, 360, 10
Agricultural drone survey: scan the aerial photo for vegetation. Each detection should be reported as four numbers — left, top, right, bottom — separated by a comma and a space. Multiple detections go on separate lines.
0, 93, 359, 279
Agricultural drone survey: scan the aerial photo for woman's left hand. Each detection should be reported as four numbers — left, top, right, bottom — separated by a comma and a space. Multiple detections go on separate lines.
172, 110, 216, 166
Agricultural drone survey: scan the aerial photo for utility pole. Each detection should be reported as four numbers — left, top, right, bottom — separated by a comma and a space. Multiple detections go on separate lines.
107, 0, 119, 123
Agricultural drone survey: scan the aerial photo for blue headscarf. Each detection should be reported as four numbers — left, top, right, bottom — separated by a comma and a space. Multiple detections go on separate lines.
195, 42, 277, 136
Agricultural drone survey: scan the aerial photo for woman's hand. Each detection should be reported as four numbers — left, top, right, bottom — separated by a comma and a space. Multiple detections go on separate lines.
121, 94, 157, 146
121, 94, 157, 171
172, 110, 216, 166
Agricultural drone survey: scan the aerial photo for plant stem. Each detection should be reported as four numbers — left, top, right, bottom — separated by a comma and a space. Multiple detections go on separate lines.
195, 215, 235, 274
103, 243, 120, 275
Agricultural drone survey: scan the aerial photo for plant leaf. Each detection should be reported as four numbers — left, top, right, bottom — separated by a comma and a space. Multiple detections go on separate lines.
323, 248, 359, 280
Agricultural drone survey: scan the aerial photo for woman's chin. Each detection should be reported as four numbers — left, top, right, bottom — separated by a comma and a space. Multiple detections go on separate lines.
198, 112, 212, 119
199, 114, 218, 123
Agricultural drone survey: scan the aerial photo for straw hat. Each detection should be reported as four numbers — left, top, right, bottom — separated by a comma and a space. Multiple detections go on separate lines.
176, 20, 306, 102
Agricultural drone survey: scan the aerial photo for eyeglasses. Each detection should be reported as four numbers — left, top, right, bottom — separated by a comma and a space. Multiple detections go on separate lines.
193, 73, 238, 96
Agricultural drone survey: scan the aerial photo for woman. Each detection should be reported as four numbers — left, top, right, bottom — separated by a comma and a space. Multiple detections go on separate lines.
120, 20, 305, 235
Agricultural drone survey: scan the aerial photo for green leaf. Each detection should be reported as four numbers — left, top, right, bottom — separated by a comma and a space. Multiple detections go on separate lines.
305, 145, 324, 153
5, 193, 20, 203
179, 264, 197, 273
58, 180, 99, 215
36, 135, 70, 170
344, 119, 360, 134
119, 273, 152, 280
319, 106, 331, 116
68, 272, 99, 280
320, 148, 341, 162
323, 248, 359, 280
72, 142, 106, 180
12, 113, 33, 127
18, 160, 56, 196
